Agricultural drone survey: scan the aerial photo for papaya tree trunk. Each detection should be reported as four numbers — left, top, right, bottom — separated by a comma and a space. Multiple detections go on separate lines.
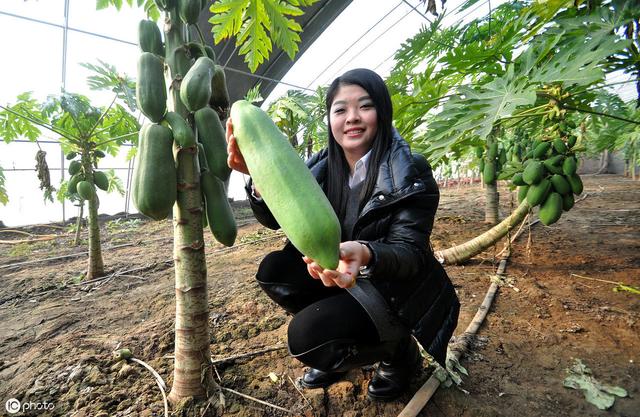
435, 200, 530, 265
596, 149, 609, 174
82, 151, 103, 279
73, 203, 84, 246
484, 181, 499, 225
164, 9, 215, 403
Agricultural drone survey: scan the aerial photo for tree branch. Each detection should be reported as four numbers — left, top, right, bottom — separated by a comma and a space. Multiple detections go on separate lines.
562, 104, 640, 125
86, 95, 118, 139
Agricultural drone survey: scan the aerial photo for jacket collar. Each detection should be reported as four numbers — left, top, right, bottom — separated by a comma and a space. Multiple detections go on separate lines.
307, 130, 426, 212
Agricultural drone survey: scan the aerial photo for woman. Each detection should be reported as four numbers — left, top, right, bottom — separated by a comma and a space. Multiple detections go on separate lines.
226, 68, 459, 401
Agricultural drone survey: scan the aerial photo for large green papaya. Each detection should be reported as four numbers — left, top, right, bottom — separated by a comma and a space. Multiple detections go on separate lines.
179, 0, 201, 24
136, 52, 167, 123
550, 174, 571, 195
201, 172, 236, 247
195, 107, 231, 181
533, 142, 551, 159
523, 160, 545, 185
483, 161, 496, 184
563, 156, 577, 176
138, 20, 164, 56
180, 56, 216, 112
527, 178, 551, 207
567, 173, 583, 195
93, 171, 109, 191
68, 173, 83, 195
210, 65, 230, 115
231, 100, 341, 270
539, 192, 563, 225
68, 160, 82, 175
77, 181, 95, 201
132, 124, 177, 220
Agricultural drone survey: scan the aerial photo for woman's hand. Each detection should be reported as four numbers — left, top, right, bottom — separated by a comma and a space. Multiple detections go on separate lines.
226, 118, 250, 175
302, 241, 372, 288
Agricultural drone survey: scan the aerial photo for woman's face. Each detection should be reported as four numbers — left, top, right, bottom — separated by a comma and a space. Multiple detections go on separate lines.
329, 84, 378, 158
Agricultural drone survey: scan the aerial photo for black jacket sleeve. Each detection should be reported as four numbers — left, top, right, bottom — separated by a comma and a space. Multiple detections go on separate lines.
244, 178, 280, 230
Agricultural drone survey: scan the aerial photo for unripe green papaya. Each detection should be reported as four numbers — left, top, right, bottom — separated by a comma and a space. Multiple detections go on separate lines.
202, 171, 236, 247
550, 174, 571, 195
512, 173, 526, 186
94, 150, 106, 158
518, 185, 529, 203
210, 65, 230, 113
533, 142, 551, 159
163, 112, 196, 147
170, 45, 193, 77
543, 158, 563, 175
523, 160, 544, 185
186, 42, 207, 59
68, 173, 83, 194
93, 171, 109, 191
527, 178, 551, 207
77, 181, 95, 201
567, 173, 583, 195
562, 193, 574, 211
539, 192, 563, 225
178, 0, 201, 24
475, 146, 483, 159
197, 143, 208, 173
563, 156, 577, 176
487, 143, 498, 160
553, 138, 567, 154
66, 152, 77, 160
231, 100, 340, 269
204, 45, 216, 62
180, 56, 216, 112
138, 20, 164, 56
483, 162, 496, 184
498, 149, 507, 168
136, 52, 167, 123
68, 160, 82, 175
195, 106, 231, 181
567, 135, 577, 148
132, 124, 177, 220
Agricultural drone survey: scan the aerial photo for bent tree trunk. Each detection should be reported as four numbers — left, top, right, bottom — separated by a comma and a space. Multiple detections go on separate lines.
164, 10, 215, 403
435, 200, 530, 265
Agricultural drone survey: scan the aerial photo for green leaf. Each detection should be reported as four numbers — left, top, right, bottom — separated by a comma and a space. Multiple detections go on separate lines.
210, 0, 248, 44
0, 166, 8, 205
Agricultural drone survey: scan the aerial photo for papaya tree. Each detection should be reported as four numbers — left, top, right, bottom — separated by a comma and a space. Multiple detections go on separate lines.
101, 0, 319, 411
391, 1, 637, 264
0, 81, 139, 277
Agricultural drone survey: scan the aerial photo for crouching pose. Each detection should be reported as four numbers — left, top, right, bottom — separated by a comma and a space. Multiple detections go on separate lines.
226, 68, 459, 401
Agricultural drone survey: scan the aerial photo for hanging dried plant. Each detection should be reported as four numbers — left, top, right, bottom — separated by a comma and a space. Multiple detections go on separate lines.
35, 150, 56, 202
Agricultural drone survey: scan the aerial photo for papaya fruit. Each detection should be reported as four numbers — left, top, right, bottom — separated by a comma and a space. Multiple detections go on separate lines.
201, 171, 236, 247
93, 171, 109, 191
195, 106, 231, 181
563, 156, 577, 176
553, 138, 567, 154
512, 173, 526, 186
522, 160, 544, 185
539, 192, 563, 225
550, 174, 570, 195
170, 45, 193, 77
132, 123, 177, 220
136, 52, 167, 123
68, 174, 83, 195
518, 185, 529, 203
567, 173, 583, 195
562, 193, 574, 211
180, 56, 216, 112
231, 100, 341, 270
487, 143, 498, 160
543, 158, 563, 175
162, 112, 196, 147
483, 161, 496, 184
138, 20, 164, 56
204, 45, 216, 62
68, 160, 82, 176
527, 178, 551, 207
66, 152, 77, 160
567, 135, 577, 148
209, 65, 230, 113
178, 0, 201, 25
475, 147, 483, 159
533, 142, 551, 159
77, 181, 95, 201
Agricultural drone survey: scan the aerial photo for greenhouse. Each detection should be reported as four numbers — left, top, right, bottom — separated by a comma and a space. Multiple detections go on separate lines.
0, 1, 638, 416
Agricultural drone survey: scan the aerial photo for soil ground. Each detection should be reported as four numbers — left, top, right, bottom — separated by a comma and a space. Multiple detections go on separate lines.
0, 174, 638, 417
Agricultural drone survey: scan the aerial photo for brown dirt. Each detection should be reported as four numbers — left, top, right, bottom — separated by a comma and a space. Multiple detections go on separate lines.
0, 174, 638, 417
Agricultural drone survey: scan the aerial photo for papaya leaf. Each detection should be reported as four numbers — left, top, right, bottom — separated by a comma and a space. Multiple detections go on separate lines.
209, 0, 318, 72
613, 284, 640, 296
563, 358, 627, 410
105, 169, 125, 195
81, 60, 137, 112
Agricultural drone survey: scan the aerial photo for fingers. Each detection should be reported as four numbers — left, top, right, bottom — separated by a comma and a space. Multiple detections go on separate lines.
320, 269, 355, 289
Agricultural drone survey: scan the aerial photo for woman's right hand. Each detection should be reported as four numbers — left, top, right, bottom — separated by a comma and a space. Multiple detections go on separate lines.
226, 118, 250, 175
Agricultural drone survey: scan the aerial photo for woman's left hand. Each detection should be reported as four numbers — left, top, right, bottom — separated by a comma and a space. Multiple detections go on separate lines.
303, 241, 371, 288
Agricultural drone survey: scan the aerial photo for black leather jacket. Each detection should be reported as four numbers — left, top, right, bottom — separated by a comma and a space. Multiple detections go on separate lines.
247, 131, 459, 366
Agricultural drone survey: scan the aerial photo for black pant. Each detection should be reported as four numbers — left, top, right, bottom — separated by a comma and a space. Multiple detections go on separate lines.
256, 244, 403, 372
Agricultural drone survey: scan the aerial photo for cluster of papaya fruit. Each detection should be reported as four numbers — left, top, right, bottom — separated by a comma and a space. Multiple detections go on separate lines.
65, 150, 109, 203
133, 1, 237, 246
512, 120, 583, 225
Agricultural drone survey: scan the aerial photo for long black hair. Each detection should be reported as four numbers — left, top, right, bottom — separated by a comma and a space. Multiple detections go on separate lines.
325, 68, 393, 223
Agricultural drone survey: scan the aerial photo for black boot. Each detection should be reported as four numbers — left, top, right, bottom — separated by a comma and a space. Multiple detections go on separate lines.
300, 368, 348, 389
367, 337, 422, 401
